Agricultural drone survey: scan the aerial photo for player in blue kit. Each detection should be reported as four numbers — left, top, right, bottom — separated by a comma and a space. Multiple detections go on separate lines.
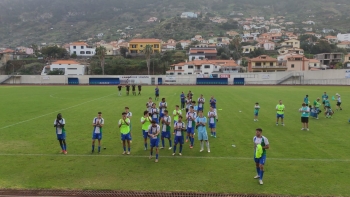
209, 96, 218, 122
54, 113, 67, 154
180, 92, 186, 110
186, 106, 196, 148
155, 86, 160, 101
172, 116, 186, 156
160, 110, 172, 150
151, 103, 159, 124
253, 128, 270, 185
196, 110, 210, 152
208, 106, 217, 137
148, 120, 160, 163
92, 112, 104, 153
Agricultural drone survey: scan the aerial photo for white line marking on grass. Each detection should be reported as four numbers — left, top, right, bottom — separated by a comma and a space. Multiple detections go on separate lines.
0, 153, 349, 162
0, 93, 117, 130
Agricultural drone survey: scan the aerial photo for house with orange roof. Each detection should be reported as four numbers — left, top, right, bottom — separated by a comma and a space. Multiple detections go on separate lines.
337, 41, 350, 49
166, 59, 240, 75
256, 40, 276, 50
282, 54, 309, 71
308, 59, 322, 70
0, 48, 15, 67
128, 38, 162, 54
325, 36, 338, 44
189, 48, 217, 61
280, 39, 300, 48
69, 41, 95, 57
248, 55, 284, 72
41, 60, 86, 75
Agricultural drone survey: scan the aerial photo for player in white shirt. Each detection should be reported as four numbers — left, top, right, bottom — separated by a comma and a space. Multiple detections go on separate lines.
186, 106, 197, 148
253, 128, 269, 185
208, 106, 217, 138
336, 93, 342, 111
54, 113, 67, 154
185, 96, 192, 113
92, 112, 104, 153
148, 121, 161, 163
159, 98, 168, 121
146, 97, 154, 116
172, 116, 186, 156
197, 94, 205, 112
160, 110, 172, 150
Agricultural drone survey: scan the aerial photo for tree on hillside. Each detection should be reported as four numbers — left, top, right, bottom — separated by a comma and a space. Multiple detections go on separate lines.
143, 44, 153, 75
41, 46, 68, 59
229, 36, 242, 60
96, 46, 107, 75
176, 42, 183, 50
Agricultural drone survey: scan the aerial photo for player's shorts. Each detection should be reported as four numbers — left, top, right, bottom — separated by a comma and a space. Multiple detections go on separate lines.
92, 133, 102, 140
121, 133, 131, 141
276, 114, 284, 118
150, 138, 159, 148
337, 102, 341, 106
198, 107, 203, 112
142, 130, 148, 139
254, 155, 266, 165
152, 118, 159, 124
174, 136, 184, 144
254, 112, 259, 116
57, 133, 66, 140
301, 117, 309, 123
155, 94, 159, 97
187, 127, 195, 134
161, 131, 171, 138
209, 123, 216, 128
322, 101, 325, 104
159, 113, 164, 118
198, 131, 208, 141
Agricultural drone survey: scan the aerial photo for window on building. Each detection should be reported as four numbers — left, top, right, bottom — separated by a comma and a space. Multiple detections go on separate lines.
86, 51, 91, 54
204, 72, 209, 74
178, 66, 182, 70
80, 51, 85, 54
73, 46, 76, 49
188, 72, 192, 75
204, 65, 210, 69
169, 73, 174, 75
256, 62, 261, 66
295, 58, 301, 61
187, 65, 194, 69
215, 66, 217, 68
270, 62, 274, 66
177, 73, 182, 75
73, 51, 76, 54
295, 42, 298, 44
140, 45, 143, 47
291, 64, 295, 68
199, 57, 204, 60
154, 44, 159, 48
67, 68, 77, 70
81, 46, 84, 49
314, 63, 317, 67
131, 45, 137, 48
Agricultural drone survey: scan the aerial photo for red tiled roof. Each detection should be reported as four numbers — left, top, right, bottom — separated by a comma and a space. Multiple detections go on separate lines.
71, 42, 88, 46
52, 60, 80, 65
250, 55, 277, 62
129, 39, 162, 43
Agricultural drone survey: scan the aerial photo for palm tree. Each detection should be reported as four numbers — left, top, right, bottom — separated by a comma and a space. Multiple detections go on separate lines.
96, 46, 107, 75
143, 44, 153, 75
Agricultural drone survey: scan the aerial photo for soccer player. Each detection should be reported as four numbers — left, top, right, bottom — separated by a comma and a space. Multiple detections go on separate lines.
151, 103, 159, 123
180, 92, 186, 110
313, 98, 321, 119
197, 94, 205, 112
132, 84, 136, 96
209, 96, 218, 122
159, 98, 167, 121
336, 93, 342, 111
138, 84, 142, 95
125, 107, 133, 142
92, 112, 104, 153
155, 85, 160, 101
276, 100, 285, 126
125, 84, 130, 96
196, 110, 210, 152
146, 97, 154, 116
173, 115, 186, 156
253, 128, 270, 185
160, 110, 172, 150
117, 85, 122, 96
119, 112, 131, 155
304, 95, 309, 104
186, 106, 196, 148
148, 120, 160, 163
192, 101, 198, 112
324, 97, 330, 109
325, 106, 334, 118
187, 90, 193, 100
141, 110, 152, 150
54, 113, 67, 154
185, 96, 192, 113
173, 105, 182, 124
208, 106, 217, 137
299, 103, 310, 131
322, 92, 328, 109
254, 102, 260, 122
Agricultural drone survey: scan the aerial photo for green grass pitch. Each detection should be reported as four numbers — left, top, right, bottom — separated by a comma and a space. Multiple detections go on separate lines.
0, 85, 349, 196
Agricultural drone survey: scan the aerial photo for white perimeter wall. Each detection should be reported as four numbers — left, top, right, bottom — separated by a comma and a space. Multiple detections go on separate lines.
1, 70, 350, 85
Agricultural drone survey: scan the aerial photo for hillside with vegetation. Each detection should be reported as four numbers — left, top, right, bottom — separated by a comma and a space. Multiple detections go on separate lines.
1, 0, 350, 47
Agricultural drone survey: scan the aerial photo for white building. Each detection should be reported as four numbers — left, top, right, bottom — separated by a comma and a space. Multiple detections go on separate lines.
166, 59, 240, 75
69, 42, 96, 57
41, 60, 86, 75
337, 33, 350, 42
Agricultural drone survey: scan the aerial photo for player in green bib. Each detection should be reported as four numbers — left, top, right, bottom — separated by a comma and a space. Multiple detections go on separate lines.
275, 100, 285, 126
173, 105, 182, 123
313, 98, 321, 119
141, 111, 152, 150
119, 112, 131, 155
